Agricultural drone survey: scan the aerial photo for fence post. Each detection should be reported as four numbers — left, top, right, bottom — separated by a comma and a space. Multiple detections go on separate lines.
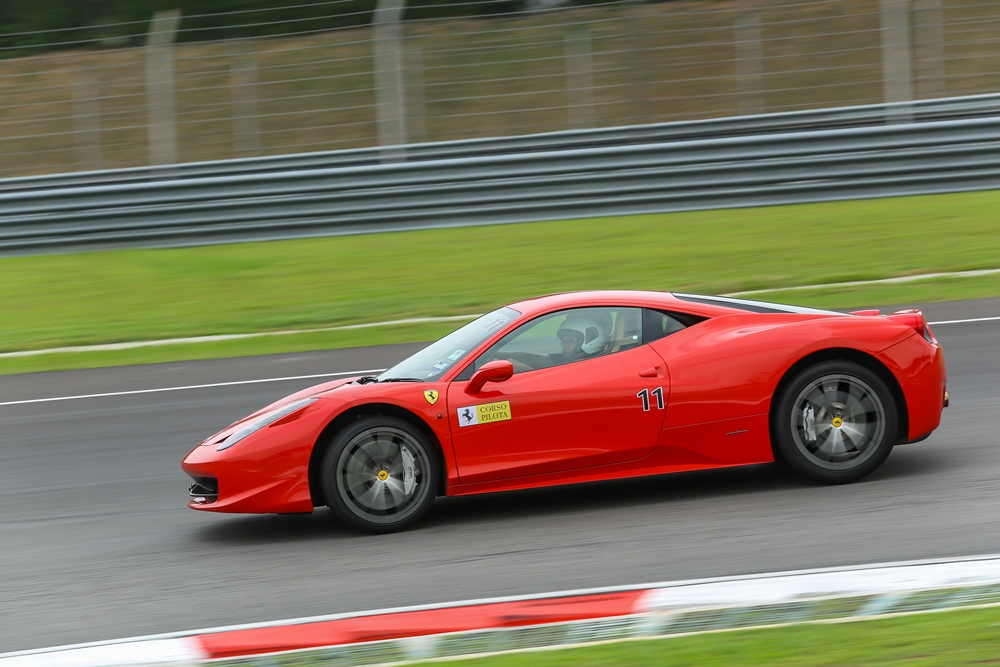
230, 41, 262, 157
625, 3, 654, 125
406, 40, 427, 144
879, 0, 914, 123
71, 67, 102, 171
913, 0, 946, 99
733, 10, 765, 116
373, 0, 407, 162
565, 26, 597, 129
145, 10, 182, 169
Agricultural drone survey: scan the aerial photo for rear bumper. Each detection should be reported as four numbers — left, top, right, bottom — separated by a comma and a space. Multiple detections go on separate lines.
876, 333, 947, 442
900, 431, 932, 445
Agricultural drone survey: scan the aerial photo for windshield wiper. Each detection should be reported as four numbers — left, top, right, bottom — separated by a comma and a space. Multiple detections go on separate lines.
355, 375, 379, 385
379, 377, 423, 383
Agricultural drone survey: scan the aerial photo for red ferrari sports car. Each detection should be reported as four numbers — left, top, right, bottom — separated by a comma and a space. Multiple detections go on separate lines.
182, 291, 947, 533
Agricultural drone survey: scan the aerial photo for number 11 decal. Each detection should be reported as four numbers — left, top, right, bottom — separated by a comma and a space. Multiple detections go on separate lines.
637, 387, 665, 411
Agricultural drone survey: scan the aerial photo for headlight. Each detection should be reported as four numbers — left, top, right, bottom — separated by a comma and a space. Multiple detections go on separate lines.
217, 398, 318, 451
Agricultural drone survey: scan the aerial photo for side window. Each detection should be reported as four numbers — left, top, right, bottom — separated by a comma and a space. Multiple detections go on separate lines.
467, 307, 642, 376
642, 308, 701, 343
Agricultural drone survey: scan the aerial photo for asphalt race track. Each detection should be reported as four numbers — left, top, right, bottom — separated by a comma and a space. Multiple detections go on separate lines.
2, 298, 999, 653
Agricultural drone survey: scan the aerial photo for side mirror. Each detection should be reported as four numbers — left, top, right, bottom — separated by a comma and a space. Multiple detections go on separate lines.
466, 360, 514, 394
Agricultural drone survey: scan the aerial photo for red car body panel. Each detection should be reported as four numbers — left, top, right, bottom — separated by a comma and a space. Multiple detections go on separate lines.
181, 291, 947, 514
876, 332, 947, 440
446, 343, 668, 484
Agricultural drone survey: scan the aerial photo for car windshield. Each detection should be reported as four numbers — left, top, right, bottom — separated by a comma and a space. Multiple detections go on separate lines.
376, 307, 520, 382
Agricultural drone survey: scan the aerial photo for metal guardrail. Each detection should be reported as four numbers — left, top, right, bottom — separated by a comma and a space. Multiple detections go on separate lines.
1, 96, 999, 255
4, 93, 1000, 195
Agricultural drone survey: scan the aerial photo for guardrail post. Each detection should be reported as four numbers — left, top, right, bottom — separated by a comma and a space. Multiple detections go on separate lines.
565, 26, 597, 129
879, 0, 914, 123
913, 0, 946, 99
71, 67, 102, 171
373, 0, 408, 163
733, 10, 765, 116
230, 41, 262, 157
145, 10, 182, 170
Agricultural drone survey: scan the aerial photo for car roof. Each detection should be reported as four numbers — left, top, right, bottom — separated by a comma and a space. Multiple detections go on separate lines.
504, 290, 844, 319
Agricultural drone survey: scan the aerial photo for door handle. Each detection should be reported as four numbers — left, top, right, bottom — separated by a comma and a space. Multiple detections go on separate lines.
639, 367, 660, 378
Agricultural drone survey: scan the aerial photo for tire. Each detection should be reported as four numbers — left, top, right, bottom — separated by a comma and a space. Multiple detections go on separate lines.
322, 416, 439, 533
772, 361, 898, 484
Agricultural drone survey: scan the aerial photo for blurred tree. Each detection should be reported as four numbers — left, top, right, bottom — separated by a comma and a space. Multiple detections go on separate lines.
0, 0, 567, 55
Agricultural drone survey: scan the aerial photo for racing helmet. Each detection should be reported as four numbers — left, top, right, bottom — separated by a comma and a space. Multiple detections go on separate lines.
557, 315, 610, 355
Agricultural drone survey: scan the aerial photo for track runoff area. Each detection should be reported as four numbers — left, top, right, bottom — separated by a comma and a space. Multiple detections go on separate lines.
4, 555, 1000, 666
0, 309, 997, 665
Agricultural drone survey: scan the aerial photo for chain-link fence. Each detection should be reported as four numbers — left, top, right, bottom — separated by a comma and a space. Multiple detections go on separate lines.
0, 0, 997, 179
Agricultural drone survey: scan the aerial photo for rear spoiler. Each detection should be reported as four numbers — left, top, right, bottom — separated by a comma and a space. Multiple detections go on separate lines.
849, 308, 938, 344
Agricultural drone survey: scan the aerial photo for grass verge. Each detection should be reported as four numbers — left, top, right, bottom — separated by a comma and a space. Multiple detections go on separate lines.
0, 321, 462, 376
419, 605, 1000, 667
3, 189, 1000, 375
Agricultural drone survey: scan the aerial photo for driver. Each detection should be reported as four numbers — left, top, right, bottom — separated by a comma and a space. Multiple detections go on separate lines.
501, 315, 610, 371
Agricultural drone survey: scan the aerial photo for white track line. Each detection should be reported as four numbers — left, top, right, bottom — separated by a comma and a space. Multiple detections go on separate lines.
0, 316, 994, 407
929, 315, 1000, 325
0, 369, 386, 407
725, 267, 1000, 297
0, 315, 481, 359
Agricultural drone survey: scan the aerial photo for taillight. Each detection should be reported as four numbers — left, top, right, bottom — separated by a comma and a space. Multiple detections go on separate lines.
888, 309, 937, 344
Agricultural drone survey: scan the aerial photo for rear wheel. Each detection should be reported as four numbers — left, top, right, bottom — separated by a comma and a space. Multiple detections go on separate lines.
773, 361, 897, 484
322, 416, 438, 533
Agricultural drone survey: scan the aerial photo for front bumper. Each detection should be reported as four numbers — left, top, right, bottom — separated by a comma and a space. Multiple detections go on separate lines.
181, 444, 314, 513
180, 409, 326, 514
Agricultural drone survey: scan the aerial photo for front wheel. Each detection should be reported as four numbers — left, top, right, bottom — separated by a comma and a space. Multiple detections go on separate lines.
773, 361, 898, 484
322, 416, 439, 533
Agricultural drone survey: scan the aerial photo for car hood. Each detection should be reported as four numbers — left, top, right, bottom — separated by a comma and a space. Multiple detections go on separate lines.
245, 376, 359, 419
200, 377, 359, 444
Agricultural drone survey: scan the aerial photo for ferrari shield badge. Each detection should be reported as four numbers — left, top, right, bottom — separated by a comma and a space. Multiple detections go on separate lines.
423, 390, 439, 405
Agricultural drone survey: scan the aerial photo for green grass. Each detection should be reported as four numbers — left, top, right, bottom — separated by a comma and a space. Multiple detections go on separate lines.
3, 189, 1000, 375
0, 321, 463, 375
736, 271, 1000, 310
419, 606, 1000, 667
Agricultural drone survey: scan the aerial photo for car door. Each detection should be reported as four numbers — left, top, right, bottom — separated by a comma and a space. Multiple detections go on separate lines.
446, 307, 669, 484
646, 308, 778, 467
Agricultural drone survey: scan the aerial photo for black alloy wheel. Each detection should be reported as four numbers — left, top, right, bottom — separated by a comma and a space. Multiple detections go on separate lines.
322, 416, 439, 533
773, 361, 898, 484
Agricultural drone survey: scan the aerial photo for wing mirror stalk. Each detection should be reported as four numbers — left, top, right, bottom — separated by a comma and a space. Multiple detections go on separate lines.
466, 360, 514, 394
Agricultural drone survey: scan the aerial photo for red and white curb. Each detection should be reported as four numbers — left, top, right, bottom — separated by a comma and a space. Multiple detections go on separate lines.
6, 554, 1000, 666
